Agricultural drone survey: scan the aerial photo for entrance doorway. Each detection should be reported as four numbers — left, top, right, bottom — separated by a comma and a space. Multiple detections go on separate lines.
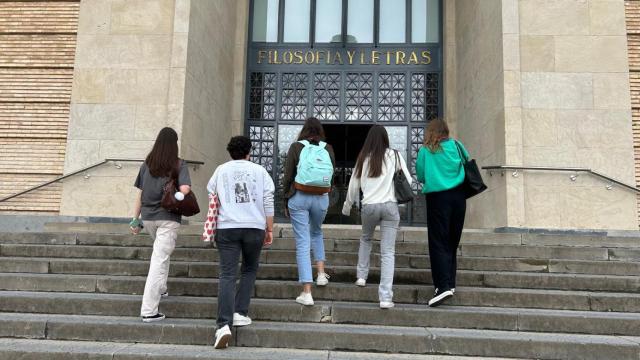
324, 124, 372, 224
245, 0, 442, 224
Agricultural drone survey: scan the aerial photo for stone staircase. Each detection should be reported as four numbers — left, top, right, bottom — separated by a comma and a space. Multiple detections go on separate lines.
0, 223, 639, 359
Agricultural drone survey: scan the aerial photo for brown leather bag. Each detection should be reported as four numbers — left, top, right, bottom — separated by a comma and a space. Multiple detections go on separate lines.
161, 160, 200, 217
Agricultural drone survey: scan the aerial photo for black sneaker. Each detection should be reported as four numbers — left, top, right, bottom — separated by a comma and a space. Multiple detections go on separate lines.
428, 288, 453, 307
142, 313, 166, 323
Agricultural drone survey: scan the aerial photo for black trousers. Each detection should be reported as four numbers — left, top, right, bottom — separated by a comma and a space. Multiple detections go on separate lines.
216, 228, 264, 328
426, 184, 466, 291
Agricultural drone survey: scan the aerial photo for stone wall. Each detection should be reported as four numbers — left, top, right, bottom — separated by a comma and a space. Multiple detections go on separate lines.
60, 0, 248, 218
453, 0, 508, 228
60, 0, 190, 217
507, 0, 637, 229
181, 0, 248, 216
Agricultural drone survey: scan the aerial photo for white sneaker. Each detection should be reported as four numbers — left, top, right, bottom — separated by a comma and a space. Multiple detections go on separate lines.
233, 313, 251, 327
295, 292, 314, 306
213, 325, 232, 349
380, 301, 394, 309
160, 291, 168, 298
451, 288, 456, 294
316, 273, 330, 286
355, 278, 366, 287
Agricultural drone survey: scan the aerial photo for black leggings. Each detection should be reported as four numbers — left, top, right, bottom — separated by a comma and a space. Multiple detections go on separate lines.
426, 184, 466, 291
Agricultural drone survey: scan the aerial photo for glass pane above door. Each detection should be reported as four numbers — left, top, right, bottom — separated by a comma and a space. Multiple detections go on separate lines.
347, 0, 373, 43
412, 0, 439, 43
316, 0, 342, 43
284, 0, 311, 42
379, 0, 406, 43
252, 0, 279, 42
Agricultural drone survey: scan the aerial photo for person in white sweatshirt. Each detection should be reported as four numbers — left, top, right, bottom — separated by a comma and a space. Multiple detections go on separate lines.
206, 136, 275, 349
342, 125, 412, 309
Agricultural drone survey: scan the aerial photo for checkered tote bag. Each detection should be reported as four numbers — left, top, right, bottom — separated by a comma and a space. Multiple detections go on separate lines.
202, 193, 220, 242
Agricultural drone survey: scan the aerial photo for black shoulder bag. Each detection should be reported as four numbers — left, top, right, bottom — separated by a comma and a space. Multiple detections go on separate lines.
393, 150, 414, 204
453, 141, 487, 199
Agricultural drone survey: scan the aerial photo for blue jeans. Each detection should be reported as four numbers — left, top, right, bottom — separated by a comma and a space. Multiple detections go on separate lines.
288, 192, 329, 283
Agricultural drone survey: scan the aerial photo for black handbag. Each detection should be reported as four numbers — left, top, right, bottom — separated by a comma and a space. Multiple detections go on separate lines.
393, 150, 414, 204
453, 141, 487, 199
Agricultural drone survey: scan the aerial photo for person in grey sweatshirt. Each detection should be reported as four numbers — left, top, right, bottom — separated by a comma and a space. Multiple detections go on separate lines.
206, 136, 275, 349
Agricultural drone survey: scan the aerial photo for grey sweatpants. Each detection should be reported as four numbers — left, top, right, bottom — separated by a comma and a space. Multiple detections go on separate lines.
357, 202, 400, 302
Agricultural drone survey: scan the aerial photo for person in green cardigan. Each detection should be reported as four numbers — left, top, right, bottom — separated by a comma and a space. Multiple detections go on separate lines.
415, 119, 470, 307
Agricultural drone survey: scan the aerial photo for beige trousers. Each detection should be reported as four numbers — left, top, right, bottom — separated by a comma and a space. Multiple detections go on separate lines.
140, 220, 179, 317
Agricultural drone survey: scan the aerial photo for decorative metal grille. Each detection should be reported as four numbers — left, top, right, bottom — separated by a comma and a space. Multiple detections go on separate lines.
410, 127, 425, 193
249, 72, 277, 120
345, 73, 373, 121
281, 73, 308, 121
410, 126, 427, 222
249, 125, 275, 172
313, 73, 341, 121
246, 68, 439, 224
378, 73, 406, 122
411, 72, 439, 122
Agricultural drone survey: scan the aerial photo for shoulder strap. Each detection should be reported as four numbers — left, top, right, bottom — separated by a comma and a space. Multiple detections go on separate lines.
393, 150, 401, 171
318, 141, 327, 149
298, 140, 310, 147
172, 159, 181, 181
453, 140, 468, 164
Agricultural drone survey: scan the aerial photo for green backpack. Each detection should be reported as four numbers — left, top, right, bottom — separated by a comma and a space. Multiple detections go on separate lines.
294, 140, 334, 188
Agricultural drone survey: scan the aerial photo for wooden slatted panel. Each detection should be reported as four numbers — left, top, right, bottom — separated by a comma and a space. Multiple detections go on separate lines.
0, 104, 69, 138
628, 35, 640, 70
0, 1, 79, 214
0, 174, 62, 213
0, 1, 80, 33
0, 139, 66, 174
0, 35, 77, 67
626, 1, 640, 224
0, 69, 73, 102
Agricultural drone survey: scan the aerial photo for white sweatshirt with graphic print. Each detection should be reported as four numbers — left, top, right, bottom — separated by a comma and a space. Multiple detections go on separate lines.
207, 160, 275, 230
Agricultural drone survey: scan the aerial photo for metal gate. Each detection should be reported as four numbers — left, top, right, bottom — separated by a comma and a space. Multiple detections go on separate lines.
245, 0, 442, 224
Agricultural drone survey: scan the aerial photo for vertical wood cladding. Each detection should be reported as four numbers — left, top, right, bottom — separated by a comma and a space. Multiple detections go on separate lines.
626, 0, 640, 223
0, 1, 79, 213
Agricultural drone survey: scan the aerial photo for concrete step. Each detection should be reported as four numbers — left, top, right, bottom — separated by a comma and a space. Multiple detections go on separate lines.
1, 257, 638, 292
3, 252, 638, 277
43, 222, 640, 249
2, 242, 636, 264
1, 291, 638, 336
2, 312, 638, 359
1, 273, 638, 312
0, 339, 513, 360
4, 231, 640, 257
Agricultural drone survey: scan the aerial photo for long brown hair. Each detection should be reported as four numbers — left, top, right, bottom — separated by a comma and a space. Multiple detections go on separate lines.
354, 125, 390, 179
297, 117, 325, 142
146, 127, 179, 177
424, 119, 450, 152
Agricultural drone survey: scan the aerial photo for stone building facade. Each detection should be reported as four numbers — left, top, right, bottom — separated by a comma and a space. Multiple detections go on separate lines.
2, 0, 639, 231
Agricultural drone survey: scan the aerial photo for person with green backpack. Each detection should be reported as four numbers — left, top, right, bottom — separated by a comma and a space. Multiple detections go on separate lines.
282, 117, 336, 306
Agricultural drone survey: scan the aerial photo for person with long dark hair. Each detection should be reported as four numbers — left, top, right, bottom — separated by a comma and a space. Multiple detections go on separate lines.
415, 119, 469, 307
342, 125, 411, 309
130, 127, 192, 322
282, 117, 336, 306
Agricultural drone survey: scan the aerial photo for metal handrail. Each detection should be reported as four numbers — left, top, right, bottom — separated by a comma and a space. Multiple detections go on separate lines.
483, 165, 640, 193
0, 158, 205, 203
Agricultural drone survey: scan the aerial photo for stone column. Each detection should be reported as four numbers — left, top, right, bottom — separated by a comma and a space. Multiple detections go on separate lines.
453, 0, 509, 228
452, 0, 638, 230
60, 0, 246, 218
61, 0, 189, 217
180, 0, 247, 214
